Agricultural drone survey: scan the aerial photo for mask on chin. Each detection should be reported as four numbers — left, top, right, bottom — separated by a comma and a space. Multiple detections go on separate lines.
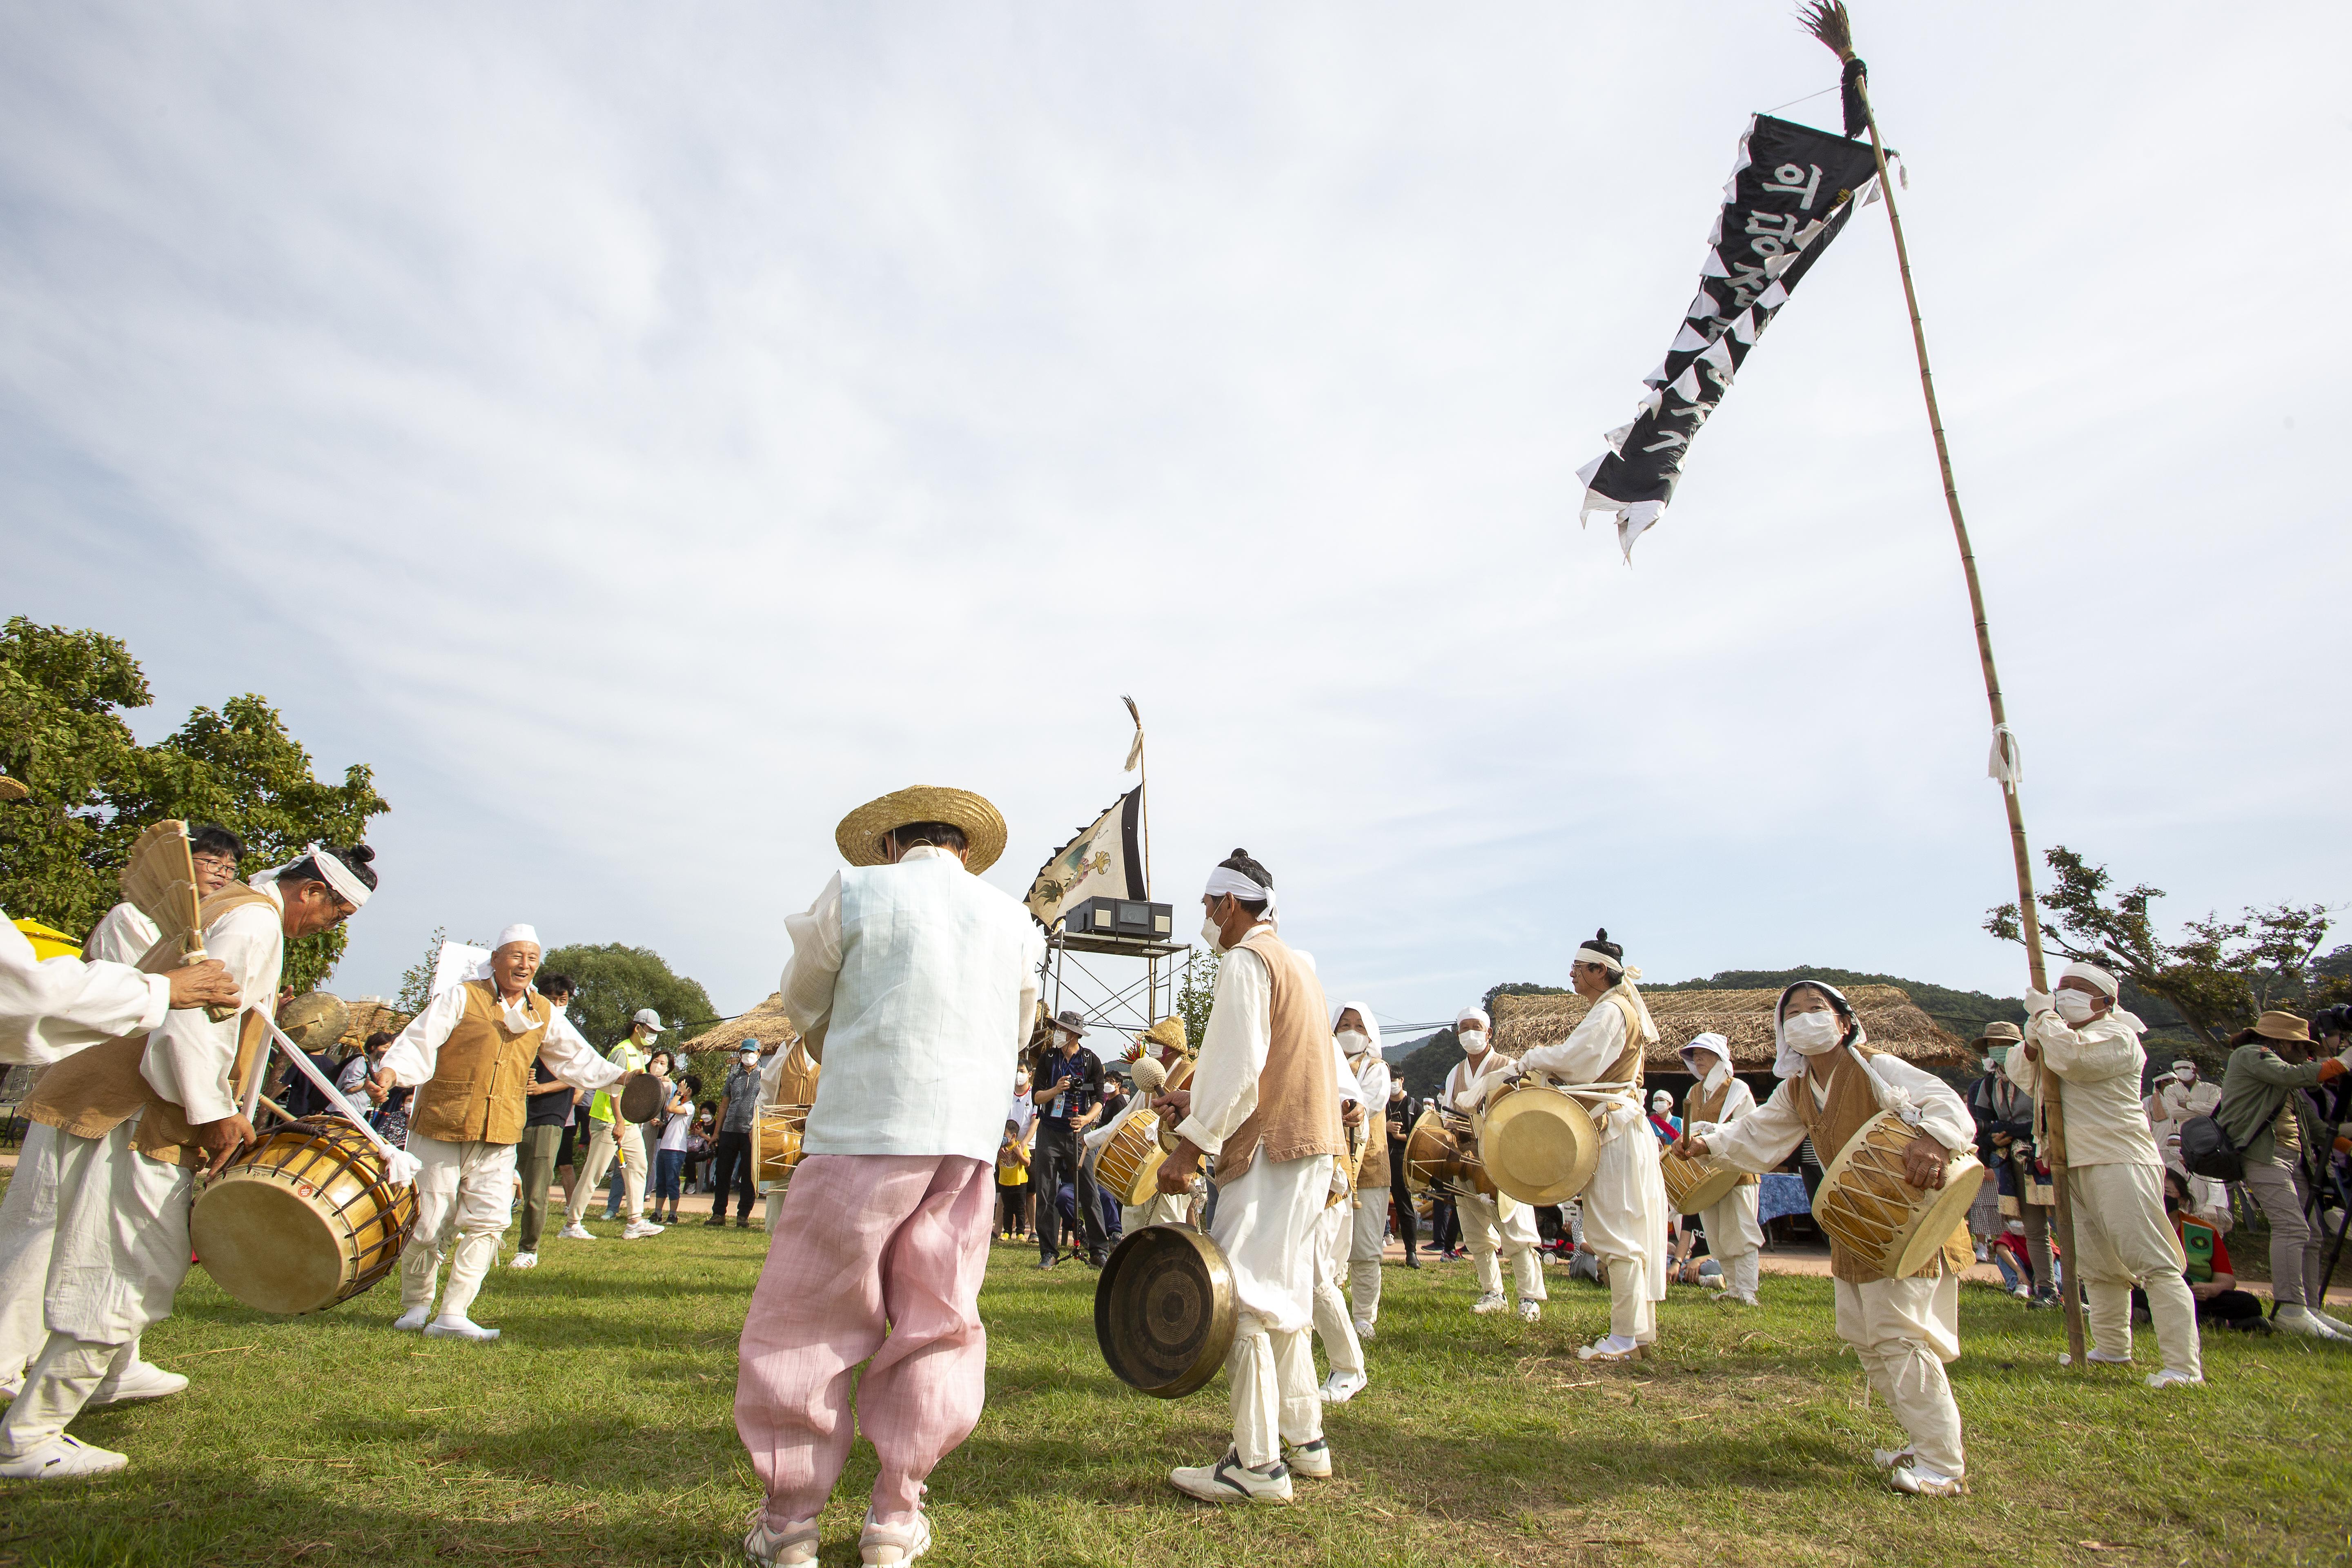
1782, 1011, 1843, 1055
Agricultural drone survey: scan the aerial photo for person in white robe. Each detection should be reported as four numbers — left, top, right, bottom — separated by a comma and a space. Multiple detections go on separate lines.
368, 925, 629, 1341
0, 822, 243, 1408
2006, 960, 2204, 1389
1677, 1032, 1763, 1306
1678, 980, 1973, 1497
1155, 852, 1345, 1504
1332, 1002, 1392, 1339
1309, 1018, 1370, 1403
1510, 932, 1665, 1360
0, 842, 368, 1481
1445, 1006, 1546, 1321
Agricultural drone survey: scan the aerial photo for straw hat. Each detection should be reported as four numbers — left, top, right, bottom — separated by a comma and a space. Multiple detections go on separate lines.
0, 774, 27, 802
1975, 1020, 2023, 1047
834, 786, 1007, 874
1143, 1016, 1190, 1056
2253, 1010, 2311, 1044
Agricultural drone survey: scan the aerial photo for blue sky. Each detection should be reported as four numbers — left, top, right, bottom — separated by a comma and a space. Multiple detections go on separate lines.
8, 3, 2346, 1043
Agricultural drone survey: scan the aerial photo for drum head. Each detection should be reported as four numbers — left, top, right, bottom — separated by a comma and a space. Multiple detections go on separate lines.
1893, 1154, 1986, 1277
1481, 1085, 1601, 1206
192, 1178, 347, 1315
1095, 1224, 1236, 1399
1672, 1162, 1747, 1216
619, 1072, 665, 1124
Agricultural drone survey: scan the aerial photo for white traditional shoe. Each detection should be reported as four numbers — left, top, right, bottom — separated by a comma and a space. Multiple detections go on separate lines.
0, 1434, 128, 1480
858, 1509, 932, 1566
392, 1306, 433, 1332
623, 1220, 664, 1240
508, 1251, 538, 1270
1170, 1448, 1292, 1504
1886, 1456, 1966, 1497
1285, 1437, 1333, 1479
423, 1316, 500, 1342
1576, 1334, 1642, 1363
1353, 1319, 1376, 1341
1711, 1291, 1760, 1308
1871, 1446, 1916, 1470
558, 1223, 597, 1241
1517, 1299, 1542, 1324
2058, 1348, 2136, 1366
1470, 1290, 1508, 1314
744, 1514, 820, 1567
2147, 1368, 2204, 1390
1318, 1369, 1367, 1405
89, 1361, 188, 1406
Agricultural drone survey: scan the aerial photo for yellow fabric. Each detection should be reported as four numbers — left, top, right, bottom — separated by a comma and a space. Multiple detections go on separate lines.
11, 919, 81, 961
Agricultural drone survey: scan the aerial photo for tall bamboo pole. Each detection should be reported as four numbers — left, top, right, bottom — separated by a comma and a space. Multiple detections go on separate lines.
1820, 16, 2087, 1365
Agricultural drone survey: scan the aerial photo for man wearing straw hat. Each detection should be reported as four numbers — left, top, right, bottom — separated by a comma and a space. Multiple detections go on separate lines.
3, 842, 374, 1481
1149, 849, 1349, 1504
1083, 1016, 1193, 1233
737, 786, 1042, 1568
2211, 1009, 2352, 1341
366, 925, 631, 1341
2006, 960, 2204, 1388
1508, 931, 1667, 1363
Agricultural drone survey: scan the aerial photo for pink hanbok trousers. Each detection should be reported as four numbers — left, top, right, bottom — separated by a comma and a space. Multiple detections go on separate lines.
735, 1153, 994, 1528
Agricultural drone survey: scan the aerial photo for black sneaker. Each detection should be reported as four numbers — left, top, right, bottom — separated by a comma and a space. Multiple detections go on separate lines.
1038, 1253, 1060, 1270
704, 1216, 728, 1227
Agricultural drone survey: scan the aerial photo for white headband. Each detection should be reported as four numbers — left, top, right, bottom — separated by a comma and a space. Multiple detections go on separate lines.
2060, 960, 2119, 998
1203, 865, 1277, 920
496, 923, 540, 950
261, 843, 371, 908
1574, 945, 1639, 980
1456, 1007, 1490, 1031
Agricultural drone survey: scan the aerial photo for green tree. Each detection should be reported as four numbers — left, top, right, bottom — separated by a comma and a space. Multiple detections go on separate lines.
0, 617, 390, 992
1987, 845, 2333, 1047
539, 943, 717, 1052
1173, 949, 1220, 1054
395, 927, 452, 1018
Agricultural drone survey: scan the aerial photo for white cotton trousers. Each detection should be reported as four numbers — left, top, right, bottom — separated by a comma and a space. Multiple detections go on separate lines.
1698, 1182, 1764, 1302
1834, 1272, 1964, 1479
564, 1118, 645, 1225
399, 1136, 519, 1324
1209, 1151, 1331, 1466
1581, 1121, 1669, 1308
0, 1120, 192, 1458
1123, 1193, 1188, 1234
1346, 1187, 1385, 1327
1309, 1200, 1363, 1379
1457, 1192, 1544, 1303
2068, 1162, 2201, 1379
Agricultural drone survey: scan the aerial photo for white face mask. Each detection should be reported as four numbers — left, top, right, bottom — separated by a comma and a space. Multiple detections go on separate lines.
1782, 1010, 1843, 1054
1336, 1029, 1368, 1055
1459, 1031, 1488, 1056
1200, 916, 1227, 952
2054, 990, 2100, 1023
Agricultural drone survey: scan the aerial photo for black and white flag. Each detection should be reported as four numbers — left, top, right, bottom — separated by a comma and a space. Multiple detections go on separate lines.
1024, 785, 1145, 930
1578, 114, 1884, 559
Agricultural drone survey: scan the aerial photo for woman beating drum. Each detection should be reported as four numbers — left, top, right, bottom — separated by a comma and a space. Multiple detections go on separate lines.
1674, 980, 1978, 1498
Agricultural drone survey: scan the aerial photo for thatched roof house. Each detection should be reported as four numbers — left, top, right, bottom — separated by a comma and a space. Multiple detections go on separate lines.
1492, 985, 1974, 1073
337, 998, 411, 1052
682, 994, 802, 1056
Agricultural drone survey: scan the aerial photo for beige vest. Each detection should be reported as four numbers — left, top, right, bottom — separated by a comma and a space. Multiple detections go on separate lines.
405, 980, 552, 1146
1595, 987, 1646, 1088
1685, 1071, 1759, 1188
1212, 929, 1345, 1187
1793, 1045, 1971, 1284
22, 882, 278, 1166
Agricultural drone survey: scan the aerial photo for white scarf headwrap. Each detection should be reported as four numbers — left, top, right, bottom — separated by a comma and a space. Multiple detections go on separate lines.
251, 843, 371, 908
1332, 998, 1384, 1063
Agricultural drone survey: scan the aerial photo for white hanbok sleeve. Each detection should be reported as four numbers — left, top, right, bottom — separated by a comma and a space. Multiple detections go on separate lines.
1519, 1002, 1627, 1085
83, 902, 161, 965
1175, 941, 1272, 1156
139, 901, 282, 1124
374, 984, 470, 1088
777, 874, 845, 1058
0, 915, 172, 1066
539, 1007, 630, 1091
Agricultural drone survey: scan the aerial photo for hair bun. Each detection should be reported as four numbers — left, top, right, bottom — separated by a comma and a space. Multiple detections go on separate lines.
343, 844, 376, 865
1231, 848, 1250, 859
1594, 928, 1608, 942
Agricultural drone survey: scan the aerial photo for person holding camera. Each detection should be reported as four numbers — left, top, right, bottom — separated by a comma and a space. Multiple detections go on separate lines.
2211, 1010, 2352, 1340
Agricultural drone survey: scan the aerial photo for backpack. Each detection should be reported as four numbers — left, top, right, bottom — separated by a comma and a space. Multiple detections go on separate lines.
2178, 1112, 2248, 1182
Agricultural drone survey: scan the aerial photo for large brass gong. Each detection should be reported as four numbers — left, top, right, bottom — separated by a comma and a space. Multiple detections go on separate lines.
1094, 1223, 1237, 1399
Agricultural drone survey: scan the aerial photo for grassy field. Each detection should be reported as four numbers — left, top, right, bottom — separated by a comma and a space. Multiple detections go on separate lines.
4, 1191, 2351, 1568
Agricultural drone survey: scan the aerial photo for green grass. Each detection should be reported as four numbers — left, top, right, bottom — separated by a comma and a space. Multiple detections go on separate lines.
4, 1194, 2350, 1568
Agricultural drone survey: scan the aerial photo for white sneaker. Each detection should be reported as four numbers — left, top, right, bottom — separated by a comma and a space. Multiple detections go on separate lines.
1284, 1437, 1333, 1479
1517, 1299, 1542, 1324
623, 1220, 664, 1240
392, 1306, 433, 1332
1318, 1369, 1367, 1405
0, 1434, 127, 1479
424, 1316, 500, 1342
558, 1222, 596, 1241
744, 1515, 820, 1567
2273, 1305, 2346, 1340
858, 1509, 931, 1566
2147, 1368, 2203, 1390
90, 1361, 187, 1406
1170, 1448, 1292, 1504
1470, 1290, 1508, 1314
508, 1251, 538, 1270
2308, 1306, 2352, 1336
1577, 1334, 1643, 1363
1352, 1319, 1375, 1341
1886, 1457, 1966, 1497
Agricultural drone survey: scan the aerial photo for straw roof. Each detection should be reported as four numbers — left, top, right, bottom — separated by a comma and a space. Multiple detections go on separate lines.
682, 993, 802, 1056
337, 998, 412, 1052
1492, 985, 1973, 1071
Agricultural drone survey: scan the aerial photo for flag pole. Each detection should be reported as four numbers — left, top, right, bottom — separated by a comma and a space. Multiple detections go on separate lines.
1806, 2, 2085, 1366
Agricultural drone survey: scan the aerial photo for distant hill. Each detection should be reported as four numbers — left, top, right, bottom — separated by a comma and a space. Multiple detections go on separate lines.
1383, 1031, 1435, 1066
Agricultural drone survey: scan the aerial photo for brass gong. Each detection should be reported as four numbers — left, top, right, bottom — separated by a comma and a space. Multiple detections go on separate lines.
1094, 1223, 1237, 1399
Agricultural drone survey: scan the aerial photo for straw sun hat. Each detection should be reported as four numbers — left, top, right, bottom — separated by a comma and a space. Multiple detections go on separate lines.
0, 774, 28, 802
834, 786, 1008, 875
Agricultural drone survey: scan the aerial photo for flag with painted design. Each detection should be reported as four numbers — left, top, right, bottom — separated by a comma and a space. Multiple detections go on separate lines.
1577, 114, 1883, 560
1025, 786, 1145, 930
